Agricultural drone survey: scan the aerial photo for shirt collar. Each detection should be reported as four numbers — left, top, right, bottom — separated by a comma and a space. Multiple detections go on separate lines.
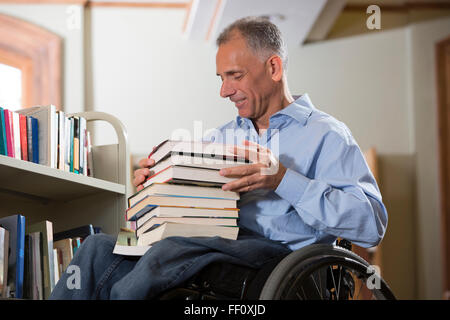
236, 93, 315, 128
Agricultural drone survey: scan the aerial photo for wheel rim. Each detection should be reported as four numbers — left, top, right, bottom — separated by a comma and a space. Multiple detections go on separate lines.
275, 255, 394, 300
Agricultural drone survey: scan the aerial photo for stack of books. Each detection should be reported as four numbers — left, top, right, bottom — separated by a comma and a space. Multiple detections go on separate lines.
113, 139, 254, 256
0, 106, 94, 176
0, 214, 101, 300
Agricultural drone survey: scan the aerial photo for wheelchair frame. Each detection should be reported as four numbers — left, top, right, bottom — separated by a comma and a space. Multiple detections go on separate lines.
158, 239, 396, 300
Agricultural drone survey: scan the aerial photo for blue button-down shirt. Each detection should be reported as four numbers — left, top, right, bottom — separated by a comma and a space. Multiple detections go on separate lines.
204, 94, 388, 251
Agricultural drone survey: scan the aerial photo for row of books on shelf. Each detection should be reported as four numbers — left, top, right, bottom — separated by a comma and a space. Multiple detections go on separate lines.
0, 214, 101, 299
0, 106, 94, 176
113, 139, 257, 256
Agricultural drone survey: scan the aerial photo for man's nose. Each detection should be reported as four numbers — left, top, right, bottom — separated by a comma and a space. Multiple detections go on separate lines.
220, 80, 236, 98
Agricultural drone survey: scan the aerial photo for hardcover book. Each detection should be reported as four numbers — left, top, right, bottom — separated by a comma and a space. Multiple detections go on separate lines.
0, 214, 25, 299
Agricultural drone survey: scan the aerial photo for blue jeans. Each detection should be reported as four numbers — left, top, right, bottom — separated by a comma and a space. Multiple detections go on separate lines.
49, 229, 291, 299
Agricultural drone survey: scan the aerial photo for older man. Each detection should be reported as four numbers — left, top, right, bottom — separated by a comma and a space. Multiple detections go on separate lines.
50, 17, 387, 300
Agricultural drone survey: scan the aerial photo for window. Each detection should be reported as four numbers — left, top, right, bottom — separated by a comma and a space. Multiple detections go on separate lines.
0, 63, 22, 110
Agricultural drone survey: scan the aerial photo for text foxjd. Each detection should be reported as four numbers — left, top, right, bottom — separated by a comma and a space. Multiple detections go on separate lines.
184, 304, 265, 317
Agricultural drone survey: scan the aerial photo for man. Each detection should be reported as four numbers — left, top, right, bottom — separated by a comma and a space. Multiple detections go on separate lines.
50, 17, 387, 299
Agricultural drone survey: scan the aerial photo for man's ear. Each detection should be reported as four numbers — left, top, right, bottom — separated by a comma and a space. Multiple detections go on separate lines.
267, 55, 283, 82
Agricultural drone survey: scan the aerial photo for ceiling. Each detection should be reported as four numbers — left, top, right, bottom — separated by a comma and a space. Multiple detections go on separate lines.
183, 0, 346, 46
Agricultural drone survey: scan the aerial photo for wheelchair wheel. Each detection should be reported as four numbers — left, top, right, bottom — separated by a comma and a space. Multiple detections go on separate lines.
259, 244, 395, 300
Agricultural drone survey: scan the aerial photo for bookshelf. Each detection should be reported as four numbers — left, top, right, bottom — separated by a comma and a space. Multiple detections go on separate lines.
0, 111, 130, 235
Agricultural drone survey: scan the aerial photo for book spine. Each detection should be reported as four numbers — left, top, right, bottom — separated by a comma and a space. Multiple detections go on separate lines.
15, 215, 25, 299
12, 112, 21, 160
26, 116, 33, 162
0, 107, 7, 156
70, 117, 74, 172
79, 117, 86, 175
5, 110, 14, 158
31, 117, 39, 164
64, 116, 70, 172
19, 114, 28, 161
73, 117, 80, 174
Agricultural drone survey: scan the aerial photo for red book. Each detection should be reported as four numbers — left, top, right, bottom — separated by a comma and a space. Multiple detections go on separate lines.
19, 114, 28, 161
3, 109, 14, 158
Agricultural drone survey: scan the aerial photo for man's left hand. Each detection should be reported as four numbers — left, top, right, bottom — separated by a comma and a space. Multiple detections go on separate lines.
220, 140, 287, 193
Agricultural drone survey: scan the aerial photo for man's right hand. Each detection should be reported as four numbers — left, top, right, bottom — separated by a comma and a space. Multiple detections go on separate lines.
133, 157, 156, 191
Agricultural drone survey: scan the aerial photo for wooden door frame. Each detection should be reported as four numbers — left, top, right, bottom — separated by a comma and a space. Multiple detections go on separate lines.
0, 13, 62, 109
436, 35, 450, 300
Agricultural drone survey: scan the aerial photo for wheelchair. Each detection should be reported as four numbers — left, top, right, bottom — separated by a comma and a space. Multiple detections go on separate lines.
157, 239, 396, 300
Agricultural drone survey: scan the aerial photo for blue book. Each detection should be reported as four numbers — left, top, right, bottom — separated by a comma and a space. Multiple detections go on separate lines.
0, 214, 25, 299
0, 107, 7, 155
31, 117, 39, 163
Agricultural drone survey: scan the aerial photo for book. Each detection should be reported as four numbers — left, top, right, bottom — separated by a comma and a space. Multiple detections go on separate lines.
69, 117, 74, 172
148, 139, 250, 165
79, 116, 86, 175
4, 109, 14, 158
0, 214, 25, 298
136, 216, 237, 238
112, 228, 149, 256
29, 232, 43, 300
128, 182, 239, 208
28, 116, 39, 164
135, 205, 239, 229
0, 107, 7, 156
54, 224, 95, 242
73, 116, 80, 173
16, 105, 57, 168
0, 226, 9, 298
126, 195, 237, 221
136, 222, 239, 247
12, 111, 21, 160
53, 239, 73, 273
26, 221, 54, 299
19, 114, 28, 161
56, 111, 65, 170
143, 165, 236, 189
150, 153, 251, 176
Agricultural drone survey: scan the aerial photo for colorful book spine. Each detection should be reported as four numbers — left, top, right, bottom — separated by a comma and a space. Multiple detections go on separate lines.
12, 112, 21, 160
19, 114, 28, 161
0, 107, 7, 156
31, 117, 39, 164
4, 110, 14, 158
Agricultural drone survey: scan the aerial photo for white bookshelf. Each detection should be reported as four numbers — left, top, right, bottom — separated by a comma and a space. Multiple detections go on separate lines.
0, 111, 130, 235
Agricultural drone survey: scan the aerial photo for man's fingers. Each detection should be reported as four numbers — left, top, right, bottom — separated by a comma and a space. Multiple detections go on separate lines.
138, 157, 155, 169
219, 163, 266, 177
222, 173, 259, 191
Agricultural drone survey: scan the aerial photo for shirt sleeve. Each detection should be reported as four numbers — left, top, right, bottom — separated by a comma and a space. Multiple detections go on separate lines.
274, 130, 388, 248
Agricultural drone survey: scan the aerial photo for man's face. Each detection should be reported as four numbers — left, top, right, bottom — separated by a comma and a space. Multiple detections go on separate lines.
216, 33, 274, 120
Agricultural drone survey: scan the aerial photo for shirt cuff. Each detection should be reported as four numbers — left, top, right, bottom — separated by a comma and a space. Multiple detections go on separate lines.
275, 168, 311, 205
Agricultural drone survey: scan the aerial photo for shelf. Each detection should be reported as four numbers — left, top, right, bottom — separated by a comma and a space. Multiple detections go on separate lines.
0, 155, 126, 202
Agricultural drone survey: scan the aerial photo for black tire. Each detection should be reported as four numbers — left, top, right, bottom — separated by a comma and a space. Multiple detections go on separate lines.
259, 244, 395, 300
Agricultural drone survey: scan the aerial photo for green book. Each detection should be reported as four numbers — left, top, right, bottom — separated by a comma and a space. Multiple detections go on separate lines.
0, 107, 7, 156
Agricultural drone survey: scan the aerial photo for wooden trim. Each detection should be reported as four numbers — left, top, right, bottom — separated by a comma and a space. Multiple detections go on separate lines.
182, 0, 193, 33
436, 35, 450, 300
87, 1, 187, 8
0, 0, 87, 3
0, 14, 62, 109
205, 0, 221, 41
345, 2, 450, 12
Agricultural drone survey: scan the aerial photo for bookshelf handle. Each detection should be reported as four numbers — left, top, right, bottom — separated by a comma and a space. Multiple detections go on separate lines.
67, 111, 130, 198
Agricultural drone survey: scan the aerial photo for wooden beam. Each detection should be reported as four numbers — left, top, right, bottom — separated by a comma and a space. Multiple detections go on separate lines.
345, 1, 450, 12
87, 1, 188, 8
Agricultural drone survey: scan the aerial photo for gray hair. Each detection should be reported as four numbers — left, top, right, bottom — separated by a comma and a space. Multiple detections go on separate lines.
216, 16, 288, 73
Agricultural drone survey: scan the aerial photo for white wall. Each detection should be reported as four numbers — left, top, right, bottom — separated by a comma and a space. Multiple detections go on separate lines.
0, 4, 85, 115
87, 8, 234, 154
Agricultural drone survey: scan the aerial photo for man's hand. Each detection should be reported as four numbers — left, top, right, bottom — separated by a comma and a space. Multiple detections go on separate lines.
219, 140, 287, 193
133, 147, 157, 191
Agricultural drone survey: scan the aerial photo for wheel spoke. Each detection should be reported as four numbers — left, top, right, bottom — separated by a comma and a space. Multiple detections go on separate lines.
310, 274, 323, 300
